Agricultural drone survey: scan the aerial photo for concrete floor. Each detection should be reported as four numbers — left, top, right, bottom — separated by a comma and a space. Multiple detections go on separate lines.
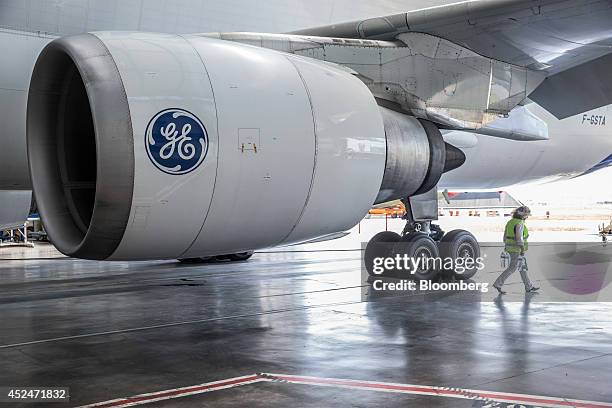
1, 245, 612, 407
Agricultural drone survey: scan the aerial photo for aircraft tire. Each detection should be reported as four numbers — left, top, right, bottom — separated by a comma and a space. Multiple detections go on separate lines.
227, 251, 254, 261
393, 233, 441, 280
439, 229, 480, 279
365, 231, 401, 276
178, 257, 214, 264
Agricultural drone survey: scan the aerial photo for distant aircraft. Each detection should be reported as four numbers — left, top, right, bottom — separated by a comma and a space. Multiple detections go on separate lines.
0, 190, 31, 232
1, 0, 612, 279
598, 219, 612, 242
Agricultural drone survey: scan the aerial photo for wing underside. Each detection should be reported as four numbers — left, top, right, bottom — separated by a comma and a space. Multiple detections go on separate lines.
292, 0, 612, 119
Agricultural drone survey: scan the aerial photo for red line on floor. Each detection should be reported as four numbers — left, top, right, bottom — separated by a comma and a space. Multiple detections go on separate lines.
78, 374, 263, 408
267, 374, 612, 408
78, 372, 612, 408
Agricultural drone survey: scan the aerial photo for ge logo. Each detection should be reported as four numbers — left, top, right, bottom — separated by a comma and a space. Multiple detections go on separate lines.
145, 108, 208, 175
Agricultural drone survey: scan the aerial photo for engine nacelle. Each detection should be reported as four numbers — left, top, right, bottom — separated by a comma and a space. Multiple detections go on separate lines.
27, 32, 387, 260
27, 32, 465, 260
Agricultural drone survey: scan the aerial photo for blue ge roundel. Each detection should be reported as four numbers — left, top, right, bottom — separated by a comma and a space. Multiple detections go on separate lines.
145, 109, 209, 175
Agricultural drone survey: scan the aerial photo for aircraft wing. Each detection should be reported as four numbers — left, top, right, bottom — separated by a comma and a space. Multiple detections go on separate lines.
292, 0, 612, 119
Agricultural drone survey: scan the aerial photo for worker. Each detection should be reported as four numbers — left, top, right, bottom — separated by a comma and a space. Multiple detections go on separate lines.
494, 206, 540, 294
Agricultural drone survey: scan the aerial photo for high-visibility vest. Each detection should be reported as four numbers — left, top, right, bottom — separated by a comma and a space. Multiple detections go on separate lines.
504, 218, 529, 253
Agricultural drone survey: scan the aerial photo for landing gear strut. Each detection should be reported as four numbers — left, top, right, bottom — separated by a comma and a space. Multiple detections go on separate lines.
365, 187, 480, 280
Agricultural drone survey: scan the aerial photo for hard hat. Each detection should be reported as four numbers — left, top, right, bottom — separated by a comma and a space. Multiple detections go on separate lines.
513, 206, 531, 219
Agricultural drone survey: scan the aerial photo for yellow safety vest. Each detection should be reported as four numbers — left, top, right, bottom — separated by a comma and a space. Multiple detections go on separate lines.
504, 218, 529, 253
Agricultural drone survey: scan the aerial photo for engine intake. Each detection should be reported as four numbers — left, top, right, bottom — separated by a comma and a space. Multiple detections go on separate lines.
27, 34, 134, 259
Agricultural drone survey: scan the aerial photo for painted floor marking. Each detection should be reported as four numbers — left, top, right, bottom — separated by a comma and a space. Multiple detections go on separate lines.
77, 373, 612, 408
77, 374, 264, 408
266, 374, 612, 408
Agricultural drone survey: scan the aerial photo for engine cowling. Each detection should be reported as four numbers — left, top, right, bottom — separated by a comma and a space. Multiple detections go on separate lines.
27, 32, 465, 261
27, 32, 388, 260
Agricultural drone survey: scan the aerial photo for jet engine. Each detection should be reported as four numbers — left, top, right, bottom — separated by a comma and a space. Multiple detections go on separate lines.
27, 32, 463, 261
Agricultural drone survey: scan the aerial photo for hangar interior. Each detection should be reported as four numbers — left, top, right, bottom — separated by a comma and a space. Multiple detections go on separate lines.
1, 244, 612, 407
2, 0, 612, 407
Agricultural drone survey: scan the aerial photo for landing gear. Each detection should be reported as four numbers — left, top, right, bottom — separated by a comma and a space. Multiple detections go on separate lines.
439, 229, 480, 279
364, 231, 401, 276
226, 251, 254, 261
393, 233, 440, 280
178, 251, 254, 264
178, 257, 213, 264
364, 187, 481, 281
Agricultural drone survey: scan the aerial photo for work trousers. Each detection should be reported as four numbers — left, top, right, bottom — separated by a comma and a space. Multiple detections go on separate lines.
494, 252, 534, 291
